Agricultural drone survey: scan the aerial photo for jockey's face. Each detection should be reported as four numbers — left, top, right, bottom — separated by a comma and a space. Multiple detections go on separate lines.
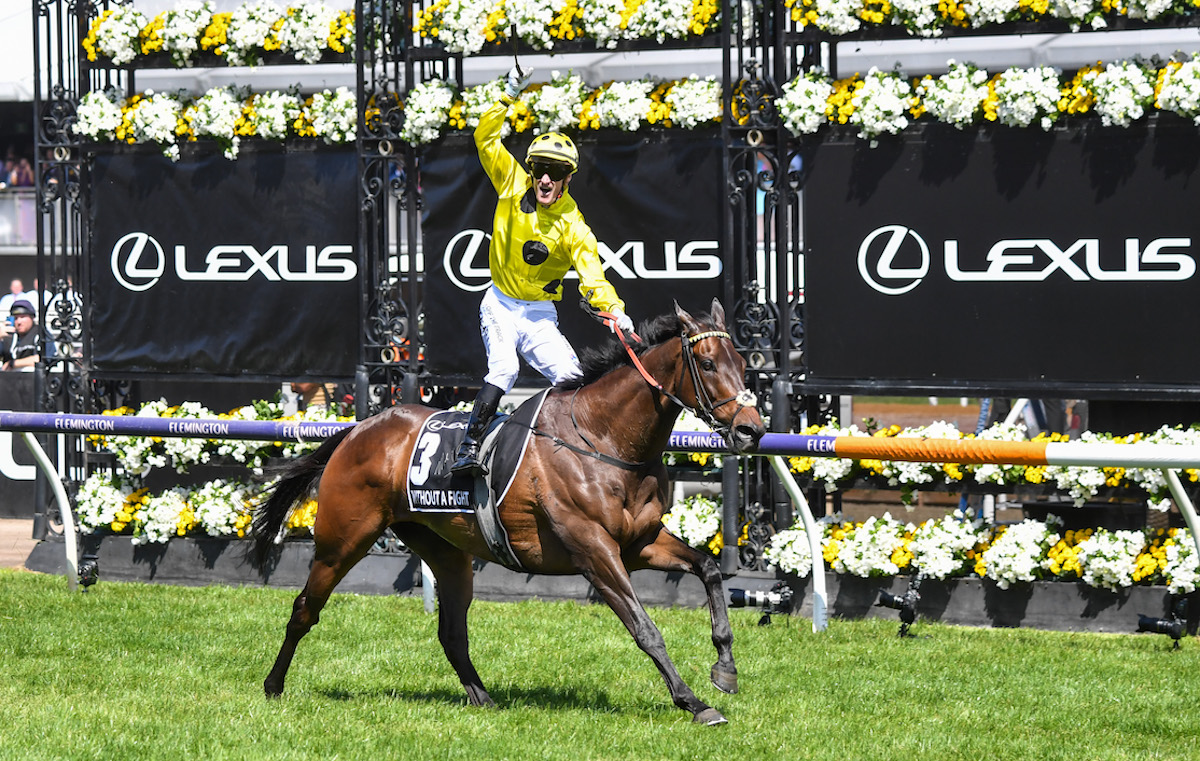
530, 161, 572, 207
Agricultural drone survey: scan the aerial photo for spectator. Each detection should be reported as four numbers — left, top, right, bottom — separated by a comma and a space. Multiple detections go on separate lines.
9, 157, 34, 188
0, 299, 55, 371
290, 382, 338, 413
0, 278, 24, 315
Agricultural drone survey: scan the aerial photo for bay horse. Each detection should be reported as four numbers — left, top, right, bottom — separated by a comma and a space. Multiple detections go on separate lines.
251, 299, 765, 724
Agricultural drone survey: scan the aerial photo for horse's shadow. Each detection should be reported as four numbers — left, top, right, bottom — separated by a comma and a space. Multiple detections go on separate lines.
316, 684, 615, 711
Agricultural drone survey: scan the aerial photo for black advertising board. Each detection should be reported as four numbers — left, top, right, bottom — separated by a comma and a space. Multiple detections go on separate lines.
801, 117, 1200, 398
89, 149, 358, 379
420, 129, 724, 383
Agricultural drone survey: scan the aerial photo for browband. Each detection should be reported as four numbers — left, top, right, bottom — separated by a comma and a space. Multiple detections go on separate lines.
687, 330, 731, 344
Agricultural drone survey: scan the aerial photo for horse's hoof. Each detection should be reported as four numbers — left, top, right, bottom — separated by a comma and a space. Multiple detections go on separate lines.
264, 680, 284, 699
711, 666, 739, 695
693, 708, 728, 726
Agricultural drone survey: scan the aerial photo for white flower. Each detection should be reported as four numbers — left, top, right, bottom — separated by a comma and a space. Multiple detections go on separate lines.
890, 0, 944, 37
162, 401, 217, 472
918, 60, 990, 129
225, 0, 285, 67
1156, 55, 1200, 126
664, 76, 722, 129
307, 87, 357, 143
849, 67, 913, 140
1163, 531, 1200, 594
126, 91, 185, 160
980, 518, 1055, 589
801, 0, 864, 36
764, 527, 815, 578
73, 89, 124, 140
963, 0, 1020, 26
1048, 0, 1105, 29
579, 0, 633, 49
779, 69, 833, 136
401, 79, 456, 145
624, 0, 693, 43
192, 479, 254, 537
832, 514, 907, 578
277, 0, 340, 64
1125, 0, 1174, 19
90, 6, 148, 65
910, 512, 985, 579
1091, 61, 1155, 127
249, 91, 302, 140
1075, 528, 1145, 591
188, 86, 246, 158
529, 72, 588, 133
662, 494, 721, 550
160, 1, 215, 67
430, 0, 497, 55
593, 80, 655, 131
134, 488, 190, 545
75, 472, 134, 534
992, 66, 1062, 130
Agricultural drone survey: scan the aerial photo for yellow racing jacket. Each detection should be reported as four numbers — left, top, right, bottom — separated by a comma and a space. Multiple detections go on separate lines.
473, 99, 624, 313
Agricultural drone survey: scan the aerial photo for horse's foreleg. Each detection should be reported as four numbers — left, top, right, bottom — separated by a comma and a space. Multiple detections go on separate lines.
582, 544, 726, 725
632, 530, 738, 695
392, 524, 494, 708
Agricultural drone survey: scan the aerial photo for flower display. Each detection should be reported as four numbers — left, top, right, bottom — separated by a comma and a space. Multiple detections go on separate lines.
987, 65, 1063, 130
82, 0, 351, 67
662, 494, 722, 554
778, 68, 833, 135
764, 512, 1199, 592
73, 86, 356, 159
785, 418, 1200, 510
916, 60, 991, 128
1156, 53, 1200, 125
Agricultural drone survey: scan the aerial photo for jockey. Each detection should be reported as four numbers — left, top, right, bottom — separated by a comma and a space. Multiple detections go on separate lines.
450, 66, 634, 477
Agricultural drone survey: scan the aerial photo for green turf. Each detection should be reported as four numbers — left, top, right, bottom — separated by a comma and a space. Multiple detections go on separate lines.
1, 569, 1197, 760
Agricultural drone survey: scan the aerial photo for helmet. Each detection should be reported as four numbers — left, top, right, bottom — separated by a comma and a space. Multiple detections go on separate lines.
525, 133, 578, 173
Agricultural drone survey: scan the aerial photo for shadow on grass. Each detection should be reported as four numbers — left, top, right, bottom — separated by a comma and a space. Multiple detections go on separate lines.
316, 684, 615, 711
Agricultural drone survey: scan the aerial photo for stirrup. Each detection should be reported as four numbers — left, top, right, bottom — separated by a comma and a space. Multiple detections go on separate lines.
450, 444, 488, 477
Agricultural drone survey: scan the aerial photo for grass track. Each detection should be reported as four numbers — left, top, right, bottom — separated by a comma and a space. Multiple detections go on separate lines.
1, 569, 1198, 760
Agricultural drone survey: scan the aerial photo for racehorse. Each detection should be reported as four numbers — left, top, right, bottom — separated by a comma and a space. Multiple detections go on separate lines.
251, 299, 765, 724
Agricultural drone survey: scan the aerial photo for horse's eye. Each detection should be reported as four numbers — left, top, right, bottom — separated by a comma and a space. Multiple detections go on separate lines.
701, 359, 715, 372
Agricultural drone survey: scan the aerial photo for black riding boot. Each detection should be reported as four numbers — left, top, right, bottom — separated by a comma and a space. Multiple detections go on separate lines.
449, 383, 504, 477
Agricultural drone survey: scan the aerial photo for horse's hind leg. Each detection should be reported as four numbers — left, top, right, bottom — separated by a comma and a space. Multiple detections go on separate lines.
582, 540, 726, 725
392, 524, 494, 708
264, 508, 385, 697
632, 529, 738, 695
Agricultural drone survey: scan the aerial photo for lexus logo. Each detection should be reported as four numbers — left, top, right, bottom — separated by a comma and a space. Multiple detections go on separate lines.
858, 225, 929, 295
112, 232, 167, 292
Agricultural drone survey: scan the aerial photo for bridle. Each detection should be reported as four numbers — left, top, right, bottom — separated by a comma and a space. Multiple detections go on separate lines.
604, 317, 759, 446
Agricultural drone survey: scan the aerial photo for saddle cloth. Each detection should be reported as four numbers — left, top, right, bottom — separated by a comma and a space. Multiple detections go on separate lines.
403, 390, 550, 568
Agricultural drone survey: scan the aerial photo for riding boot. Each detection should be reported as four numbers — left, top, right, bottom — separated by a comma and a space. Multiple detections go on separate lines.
449, 383, 504, 477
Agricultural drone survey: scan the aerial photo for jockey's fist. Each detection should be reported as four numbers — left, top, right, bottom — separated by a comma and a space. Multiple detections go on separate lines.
504, 65, 533, 100
610, 307, 634, 336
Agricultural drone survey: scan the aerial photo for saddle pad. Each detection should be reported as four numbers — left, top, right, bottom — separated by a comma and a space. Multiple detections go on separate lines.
403, 391, 548, 514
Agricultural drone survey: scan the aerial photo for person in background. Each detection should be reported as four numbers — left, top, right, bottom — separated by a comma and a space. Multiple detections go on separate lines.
9, 157, 34, 187
0, 299, 55, 371
449, 65, 633, 477
290, 382, 339, 413
0, 279, 24, 315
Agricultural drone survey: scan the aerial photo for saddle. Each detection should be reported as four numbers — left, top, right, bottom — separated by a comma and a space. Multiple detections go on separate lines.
403, 391, 550, 568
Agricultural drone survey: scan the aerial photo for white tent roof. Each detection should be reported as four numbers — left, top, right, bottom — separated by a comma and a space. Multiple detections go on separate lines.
1, 1, 35, 102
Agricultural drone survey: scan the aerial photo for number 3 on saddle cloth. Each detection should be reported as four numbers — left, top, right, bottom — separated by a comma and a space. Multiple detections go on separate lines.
403, 391, 550, 570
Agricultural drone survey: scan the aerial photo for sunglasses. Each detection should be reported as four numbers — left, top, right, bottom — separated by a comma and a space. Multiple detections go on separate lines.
530, 162, 571, 182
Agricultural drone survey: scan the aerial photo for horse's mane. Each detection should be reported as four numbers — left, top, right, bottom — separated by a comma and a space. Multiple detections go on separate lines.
557, 311, 691, 390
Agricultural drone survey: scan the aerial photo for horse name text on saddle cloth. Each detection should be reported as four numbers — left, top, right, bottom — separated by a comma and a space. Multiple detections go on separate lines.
403, 391, 548, 515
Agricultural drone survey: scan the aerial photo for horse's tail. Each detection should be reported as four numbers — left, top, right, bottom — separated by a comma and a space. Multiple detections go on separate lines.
251, 427, 355, 566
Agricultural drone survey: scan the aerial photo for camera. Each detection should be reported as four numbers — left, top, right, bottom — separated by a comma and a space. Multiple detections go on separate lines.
729, 582, 793, 625
1136, 599, 1188, 649
876, 573, 925, 637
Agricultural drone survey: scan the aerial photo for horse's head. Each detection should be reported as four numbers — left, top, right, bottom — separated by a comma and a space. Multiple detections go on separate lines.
673, 299, 765, 455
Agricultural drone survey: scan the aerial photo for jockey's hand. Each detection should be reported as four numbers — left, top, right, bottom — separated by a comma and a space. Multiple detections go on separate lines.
610, 308, 634, 336
504, 65, 533, 100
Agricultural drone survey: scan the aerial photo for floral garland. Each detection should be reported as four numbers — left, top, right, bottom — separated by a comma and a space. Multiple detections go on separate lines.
780, 52, 1200, 141
787, 418, 1200, 510
785, 0, 1200, 36
402, 73, 722, 145
73, 85, 357, 161
665, 497, 1200, 593
416, 0, 721, 55
82, 0, 354, 68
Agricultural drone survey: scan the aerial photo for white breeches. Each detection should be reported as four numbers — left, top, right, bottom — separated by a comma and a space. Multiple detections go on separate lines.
480, 285, 581, 392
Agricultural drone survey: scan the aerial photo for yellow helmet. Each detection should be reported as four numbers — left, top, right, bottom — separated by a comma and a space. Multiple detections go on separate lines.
525, 132, 578, 173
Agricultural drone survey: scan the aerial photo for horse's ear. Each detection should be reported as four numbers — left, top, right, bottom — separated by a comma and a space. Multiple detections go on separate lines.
674, 300, 700, 333
710, 298, 726, 330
